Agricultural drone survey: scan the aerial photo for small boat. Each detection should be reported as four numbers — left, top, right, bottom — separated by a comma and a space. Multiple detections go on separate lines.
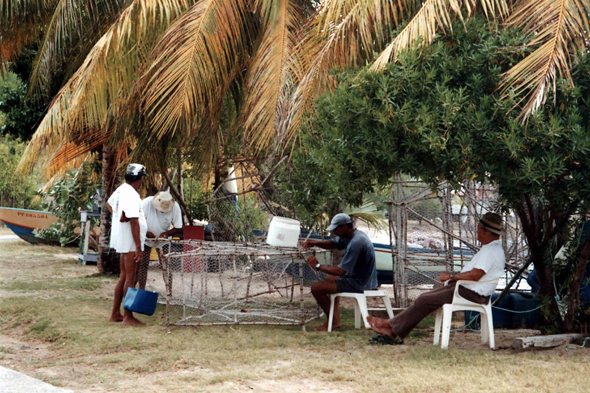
0, 207, 59, 245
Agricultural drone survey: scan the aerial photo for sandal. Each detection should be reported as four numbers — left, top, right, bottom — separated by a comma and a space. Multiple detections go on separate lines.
369, 334, 404, 345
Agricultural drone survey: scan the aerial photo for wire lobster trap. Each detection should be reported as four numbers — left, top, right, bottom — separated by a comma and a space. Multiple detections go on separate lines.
139, 239, 327, 327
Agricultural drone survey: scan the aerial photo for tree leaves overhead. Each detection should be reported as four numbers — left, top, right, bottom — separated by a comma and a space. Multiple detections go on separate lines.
142, 0, 251, 142
27, 0, 128, 96
498, 0, 590, 119
19, 0, 194, 174
371, 0, 509, 71
9, 0, 590, 180
241, 0, 303, 154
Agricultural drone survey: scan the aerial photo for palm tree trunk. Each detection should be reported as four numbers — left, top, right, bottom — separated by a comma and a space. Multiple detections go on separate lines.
97, 144, 120, 275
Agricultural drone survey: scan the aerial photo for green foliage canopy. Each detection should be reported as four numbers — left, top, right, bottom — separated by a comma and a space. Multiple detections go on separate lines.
286, 17, 590, 330
0, 135, 39, 208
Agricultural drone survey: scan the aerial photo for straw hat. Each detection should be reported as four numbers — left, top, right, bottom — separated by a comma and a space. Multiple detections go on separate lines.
479, 212, 505, 236
152, 191, 174, 213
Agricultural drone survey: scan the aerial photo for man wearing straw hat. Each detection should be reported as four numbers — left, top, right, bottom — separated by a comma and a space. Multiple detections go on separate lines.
106, 164, 149, 326
137, 191, 183, 289
367, 212, 506, 344
302, 213, 378, 331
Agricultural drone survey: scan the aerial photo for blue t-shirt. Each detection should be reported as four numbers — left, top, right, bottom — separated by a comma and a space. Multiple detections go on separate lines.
332, 229, 378, 291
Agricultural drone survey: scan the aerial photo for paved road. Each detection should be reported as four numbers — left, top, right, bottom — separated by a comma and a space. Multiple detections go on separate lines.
0, 366, 74, 393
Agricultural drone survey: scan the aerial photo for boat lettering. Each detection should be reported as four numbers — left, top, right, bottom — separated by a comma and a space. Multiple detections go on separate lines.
16, 212, 48, 219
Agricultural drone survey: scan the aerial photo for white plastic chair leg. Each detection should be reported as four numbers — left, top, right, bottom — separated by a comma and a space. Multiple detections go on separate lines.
381, 295, 395, 319
433, 308, 443, 346
357, 297, 370, 328
480, 312, 489, 344
353, 300, 362, 329
328, 295, 336, 332
441, 306, 453, 349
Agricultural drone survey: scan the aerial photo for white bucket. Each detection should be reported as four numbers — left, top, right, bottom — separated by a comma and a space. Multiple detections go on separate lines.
266, 216, 301, 248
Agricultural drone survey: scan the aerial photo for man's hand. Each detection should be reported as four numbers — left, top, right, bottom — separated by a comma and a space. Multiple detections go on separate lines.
146, 231, 156, 239
439, 271, 453, 282
134, 246, 142, 263
306, 255, 318, 269
301, 240, 315, 250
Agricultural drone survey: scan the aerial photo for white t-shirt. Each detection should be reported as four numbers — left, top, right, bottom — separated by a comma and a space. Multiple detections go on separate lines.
107, 183, 147, 253
141, 196, 183, 237
460, 239, 505, 296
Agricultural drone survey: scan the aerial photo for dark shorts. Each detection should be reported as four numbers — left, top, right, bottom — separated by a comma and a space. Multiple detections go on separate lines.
336, 278, 363, 294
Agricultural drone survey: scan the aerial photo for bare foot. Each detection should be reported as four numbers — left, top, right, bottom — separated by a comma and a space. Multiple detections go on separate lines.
367, 316, 394, 338
122, 316, 146, 326
110, 313, 124, 322
314, 320, 340, 331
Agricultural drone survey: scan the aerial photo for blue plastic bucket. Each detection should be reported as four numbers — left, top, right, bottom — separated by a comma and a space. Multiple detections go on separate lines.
123, 288, 159, 316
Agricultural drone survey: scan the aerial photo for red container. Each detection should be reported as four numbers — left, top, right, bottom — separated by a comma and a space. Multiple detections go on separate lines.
183, 225, 204, 240
183, 225, 205, 272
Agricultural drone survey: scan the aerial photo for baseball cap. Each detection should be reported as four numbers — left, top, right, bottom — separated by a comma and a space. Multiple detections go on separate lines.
326, 213, 352, 231
126, 163, 148, 178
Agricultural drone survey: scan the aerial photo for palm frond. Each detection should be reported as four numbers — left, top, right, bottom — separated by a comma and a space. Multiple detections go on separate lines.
345, 201, 387, 231
370, 0, 509, 71
18, 0, 193, 176
241, 0, 303, 153
0, 0, 58, 64
27, 0, 128, 96
498, 0, 590, 119
141, 0, 252, 143
279, 0, 410, 150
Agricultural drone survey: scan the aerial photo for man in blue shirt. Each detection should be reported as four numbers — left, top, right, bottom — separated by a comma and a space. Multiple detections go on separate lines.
302, 213, 378, 331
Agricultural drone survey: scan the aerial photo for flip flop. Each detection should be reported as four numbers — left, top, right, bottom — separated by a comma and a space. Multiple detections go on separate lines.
369, 334, 404, 345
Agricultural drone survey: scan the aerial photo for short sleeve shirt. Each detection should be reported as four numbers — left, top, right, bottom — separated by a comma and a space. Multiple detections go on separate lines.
460, 239, 505, 296
107, 183, 147, 253
332, 229, 378, 291
141, 197, 183, 237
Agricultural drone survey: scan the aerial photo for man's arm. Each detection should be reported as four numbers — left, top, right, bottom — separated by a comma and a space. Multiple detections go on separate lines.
302, 239, 336, 250
439, 268, 485, 283
306, 255, 346, 276
130, 218, 142, 262
106, 202, 113, 214
160, 227, 183, 238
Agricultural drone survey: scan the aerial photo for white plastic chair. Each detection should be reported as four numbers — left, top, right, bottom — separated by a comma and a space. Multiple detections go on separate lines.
327, 290, 394, 332
433, 280, 497, 349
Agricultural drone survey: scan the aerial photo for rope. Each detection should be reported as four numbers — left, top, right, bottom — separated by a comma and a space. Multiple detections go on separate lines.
452, 305, 542, 333
565, 337, 590, 351
492, 305, 542, 314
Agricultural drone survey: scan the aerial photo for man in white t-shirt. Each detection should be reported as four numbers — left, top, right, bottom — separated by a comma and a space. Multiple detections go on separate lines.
137, 191, 183, 289
106, 163, 148, 326
367, 212, 506, 344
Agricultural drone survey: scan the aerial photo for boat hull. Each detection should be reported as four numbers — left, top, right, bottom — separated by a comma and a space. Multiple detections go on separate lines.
0, 207, 60, 245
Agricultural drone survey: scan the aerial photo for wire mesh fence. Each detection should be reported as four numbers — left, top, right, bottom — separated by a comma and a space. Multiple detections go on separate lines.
139, 239, 327, 326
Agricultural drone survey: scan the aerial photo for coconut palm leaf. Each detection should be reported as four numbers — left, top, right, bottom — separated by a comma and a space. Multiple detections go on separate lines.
18, 0, 193, 175
240, 0, 303, 153
498, 0, 590, 119
27, 0, 128, 96
345, 201, 387, 231
141, 0, 252, 142
0, 0, 58, 64
370, 0, 509, 71
278, 0, 409, 150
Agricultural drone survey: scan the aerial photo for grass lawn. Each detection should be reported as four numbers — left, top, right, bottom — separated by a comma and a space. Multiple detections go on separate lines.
1, 240, 589, 392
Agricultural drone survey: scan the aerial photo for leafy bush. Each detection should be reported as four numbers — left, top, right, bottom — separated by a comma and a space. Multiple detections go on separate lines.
0, 135, 40, 208
35, 160, 101, 246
